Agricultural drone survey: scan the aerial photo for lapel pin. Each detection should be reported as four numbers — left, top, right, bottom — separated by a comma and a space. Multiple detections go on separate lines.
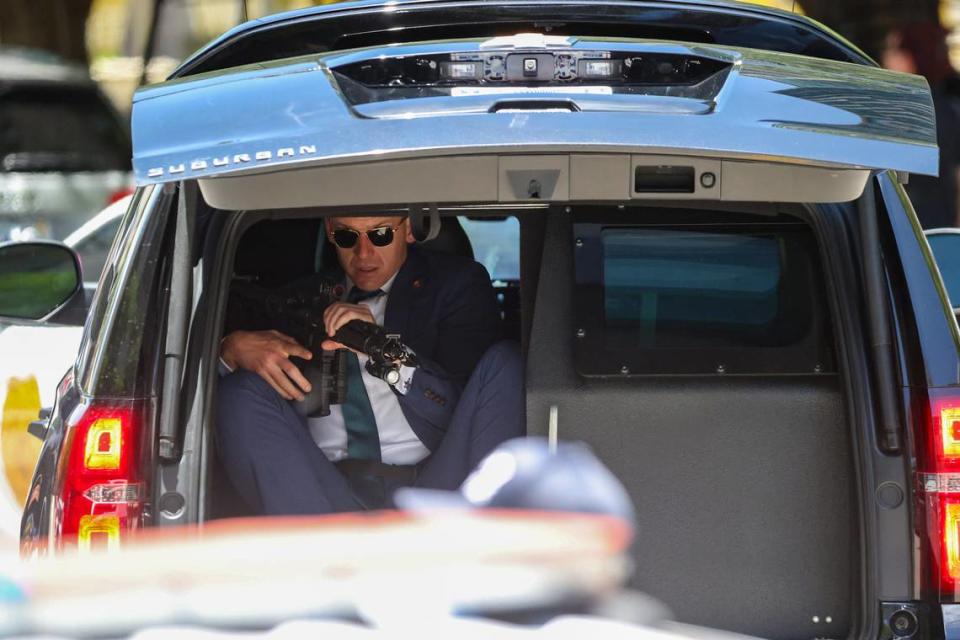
412, 278, 423, 289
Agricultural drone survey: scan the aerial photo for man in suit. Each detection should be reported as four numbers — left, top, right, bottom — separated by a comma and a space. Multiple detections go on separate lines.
216, 214, 524, 515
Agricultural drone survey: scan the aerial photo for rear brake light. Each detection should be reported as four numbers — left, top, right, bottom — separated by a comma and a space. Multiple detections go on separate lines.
916, 389, 960, 597
56, 400, 150, 552
83, 417, 122, 470
943, 407, 960, 459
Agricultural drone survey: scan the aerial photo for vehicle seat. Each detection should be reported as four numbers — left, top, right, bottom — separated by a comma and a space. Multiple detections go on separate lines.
419, 216, 475, 260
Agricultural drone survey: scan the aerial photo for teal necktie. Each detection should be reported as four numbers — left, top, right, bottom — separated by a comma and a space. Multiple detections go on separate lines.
342, 288, 382, 461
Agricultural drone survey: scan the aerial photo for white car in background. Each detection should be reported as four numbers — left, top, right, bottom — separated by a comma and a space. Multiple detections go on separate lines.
0, 196, 130, 536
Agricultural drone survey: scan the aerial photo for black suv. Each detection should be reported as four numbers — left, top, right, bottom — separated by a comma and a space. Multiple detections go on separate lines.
2, 2, 959, 639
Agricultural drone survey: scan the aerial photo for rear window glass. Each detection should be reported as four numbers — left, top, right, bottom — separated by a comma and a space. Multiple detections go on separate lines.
928, 233, 960, 308
0, 86, 131, 172
603, 230, 798, 346
459, 216, 519, 282
574, 217, 835, 375
78, 186, 166, 396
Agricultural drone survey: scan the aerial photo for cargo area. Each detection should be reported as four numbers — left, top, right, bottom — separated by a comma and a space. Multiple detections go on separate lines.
206, 203, 858, 640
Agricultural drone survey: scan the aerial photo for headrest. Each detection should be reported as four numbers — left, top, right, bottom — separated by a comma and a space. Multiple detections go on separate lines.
419, 216, 474, 260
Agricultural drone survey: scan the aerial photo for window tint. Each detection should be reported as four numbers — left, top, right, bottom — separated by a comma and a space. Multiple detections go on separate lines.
459, 217, 519, 281
77, 186, 168, 395
574, 218, 835, 375
0, 86, 131, 172
928, 233, 960, 308
603, 230, 796, 347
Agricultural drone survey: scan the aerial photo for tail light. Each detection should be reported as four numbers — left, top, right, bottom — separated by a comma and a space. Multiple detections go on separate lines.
916, 388, 960, 597
56, 399, 151, 551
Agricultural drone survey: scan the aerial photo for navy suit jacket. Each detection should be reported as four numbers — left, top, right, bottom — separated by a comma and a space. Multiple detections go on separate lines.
381, 247, 501, 451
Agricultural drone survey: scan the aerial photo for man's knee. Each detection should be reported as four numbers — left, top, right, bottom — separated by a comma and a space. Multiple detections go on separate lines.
476, 340, 522, 375
216, 370, 287, 445
219, 369, 274, 401
218, 369, 290, 419
469, 341, 524, 413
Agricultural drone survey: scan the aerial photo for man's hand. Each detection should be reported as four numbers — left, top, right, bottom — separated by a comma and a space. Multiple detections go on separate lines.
221, 330, 313, 400
321, 302, 377, 352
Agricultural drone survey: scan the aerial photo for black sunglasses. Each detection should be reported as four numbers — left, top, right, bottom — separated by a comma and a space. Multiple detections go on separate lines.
329, 223, 403, 249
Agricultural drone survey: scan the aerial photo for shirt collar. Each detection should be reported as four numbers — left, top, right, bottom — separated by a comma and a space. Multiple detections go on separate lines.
345, 272, 398, 296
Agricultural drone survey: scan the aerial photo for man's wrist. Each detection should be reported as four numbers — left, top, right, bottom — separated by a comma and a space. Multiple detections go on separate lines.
219, 334, 238, 371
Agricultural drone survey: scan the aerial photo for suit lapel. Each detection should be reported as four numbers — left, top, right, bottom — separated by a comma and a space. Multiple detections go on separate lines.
385, 247, 429, 335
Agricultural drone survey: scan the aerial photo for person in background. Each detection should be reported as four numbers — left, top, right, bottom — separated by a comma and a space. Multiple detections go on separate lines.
883, 22, 960, 229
